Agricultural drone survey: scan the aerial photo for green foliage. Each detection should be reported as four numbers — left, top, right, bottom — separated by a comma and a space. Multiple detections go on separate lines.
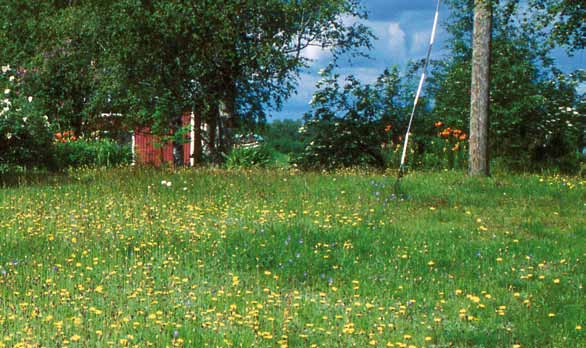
295, 65, 427, 170
431, 0, 585, 173
0, 65, 54, 168
0, 1, 374, 162
262, 119, 304, 155
225, 145, 274, 169
527, 0, 585, 52
53, 139, 131, 169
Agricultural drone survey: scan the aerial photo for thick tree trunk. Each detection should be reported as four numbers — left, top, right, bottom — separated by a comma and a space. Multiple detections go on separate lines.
469, 0, 492, 176
207, 107, 218, 162
192, 111, 202, 164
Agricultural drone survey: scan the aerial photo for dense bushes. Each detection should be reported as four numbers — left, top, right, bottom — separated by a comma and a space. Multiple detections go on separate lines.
262, 119, 304, 155
224, 144, 274, 168
1, 65, 54, 170
293, 66, 429, 170
54, 139, 132, 169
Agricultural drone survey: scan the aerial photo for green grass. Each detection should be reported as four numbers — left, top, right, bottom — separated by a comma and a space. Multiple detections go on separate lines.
0, 167, 584, 348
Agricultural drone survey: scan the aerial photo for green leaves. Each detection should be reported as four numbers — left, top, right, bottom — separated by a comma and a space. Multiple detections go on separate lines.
431, 0, 584, 172
0, 0, 373, 149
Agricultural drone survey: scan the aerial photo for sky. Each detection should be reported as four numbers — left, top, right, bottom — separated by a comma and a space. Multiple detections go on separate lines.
272, 0, 585, 121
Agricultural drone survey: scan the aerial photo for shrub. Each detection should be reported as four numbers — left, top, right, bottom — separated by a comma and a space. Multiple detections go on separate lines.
263, 119, 305, 155
1, 65, 54, 168
225, 144, 273, 168
294, 66, 425, 170
54, 139, 132, 168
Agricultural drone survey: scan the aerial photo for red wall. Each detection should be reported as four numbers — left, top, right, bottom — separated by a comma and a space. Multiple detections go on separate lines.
134, 113, 192, 166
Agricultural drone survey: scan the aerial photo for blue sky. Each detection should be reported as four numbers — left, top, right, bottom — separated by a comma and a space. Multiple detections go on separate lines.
273, 0, 585, 120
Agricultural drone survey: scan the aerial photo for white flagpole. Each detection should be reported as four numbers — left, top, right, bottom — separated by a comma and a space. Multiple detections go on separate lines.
399, 0, 442, 171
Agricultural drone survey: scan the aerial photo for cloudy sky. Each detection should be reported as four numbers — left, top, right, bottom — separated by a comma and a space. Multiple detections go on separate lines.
273, 0, 585, 120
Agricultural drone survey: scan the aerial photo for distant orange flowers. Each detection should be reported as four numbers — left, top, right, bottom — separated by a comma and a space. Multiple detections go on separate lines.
384, 124, 392, 133
438, 127, 466, 141
55, 130, 77, 143
436, 122, 467, 151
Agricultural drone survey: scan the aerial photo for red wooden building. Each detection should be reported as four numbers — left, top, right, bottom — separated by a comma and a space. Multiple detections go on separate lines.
132, 113, 200, 166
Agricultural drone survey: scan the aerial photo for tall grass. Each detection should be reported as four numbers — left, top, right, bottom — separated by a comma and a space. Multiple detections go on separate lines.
0, 168, 584, 347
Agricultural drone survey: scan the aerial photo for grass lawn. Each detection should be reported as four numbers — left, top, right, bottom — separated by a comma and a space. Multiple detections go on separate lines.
0, 168, 584, 347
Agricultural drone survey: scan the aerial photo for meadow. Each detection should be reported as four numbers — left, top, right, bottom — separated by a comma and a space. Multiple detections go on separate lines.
0, 168, 584, 348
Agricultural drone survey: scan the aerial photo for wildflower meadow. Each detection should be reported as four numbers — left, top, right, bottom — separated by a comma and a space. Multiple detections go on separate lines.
0, 168, 584, 347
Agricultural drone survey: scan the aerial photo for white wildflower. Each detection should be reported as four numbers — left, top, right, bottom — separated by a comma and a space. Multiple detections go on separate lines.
4, 89, 9, 95
9, 76, 15, 82
1, 65, 9, 73
22, 117, 27, 123
28, 96, 33, 103
6, 133, 12, 139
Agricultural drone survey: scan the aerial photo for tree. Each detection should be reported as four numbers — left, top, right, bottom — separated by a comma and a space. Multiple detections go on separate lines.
296, 65, 427, 169
528, 0, 585, 52
469, 0, 492, 176
102, 0, 374, 163
431, 0, 583, 172
0, 0, 374, 164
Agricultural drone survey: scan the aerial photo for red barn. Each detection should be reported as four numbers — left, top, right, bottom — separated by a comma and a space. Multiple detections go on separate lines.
132, 112, 200, 167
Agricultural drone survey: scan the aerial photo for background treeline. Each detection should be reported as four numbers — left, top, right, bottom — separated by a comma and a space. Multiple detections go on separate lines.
271, 0, 585, 173
0, 0, 584, 174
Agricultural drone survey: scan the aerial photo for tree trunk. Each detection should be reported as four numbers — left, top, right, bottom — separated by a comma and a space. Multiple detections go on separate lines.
192, 111, 202, 164
469, 0, 492, 176
172, 115, 184, 167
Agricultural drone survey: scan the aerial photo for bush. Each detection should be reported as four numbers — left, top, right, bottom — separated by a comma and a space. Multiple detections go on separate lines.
294, 66, 424, 170
263, 119, 305, 155
225, 144, 273, 168
1, 65, 55, 169
54, 139, 132, 168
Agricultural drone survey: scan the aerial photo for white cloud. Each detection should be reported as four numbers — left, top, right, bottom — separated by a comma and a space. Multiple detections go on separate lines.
410, 31, 429, 55
300, 45, 330, 61
387, 22, 406, 58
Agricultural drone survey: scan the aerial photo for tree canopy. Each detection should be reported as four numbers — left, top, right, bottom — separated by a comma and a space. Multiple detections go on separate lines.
0, 1, 373, 135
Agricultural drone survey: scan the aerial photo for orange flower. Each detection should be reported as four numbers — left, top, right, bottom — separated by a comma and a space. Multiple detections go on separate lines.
440, 129, 451, 138
384, 124, 392, 133
55, 130, 77, 142
459, 133, 467, 141
434, 121, 444, 128
452, 143, 460, 151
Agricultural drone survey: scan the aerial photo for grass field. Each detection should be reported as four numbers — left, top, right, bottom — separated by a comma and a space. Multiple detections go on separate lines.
0, 168, 584, 348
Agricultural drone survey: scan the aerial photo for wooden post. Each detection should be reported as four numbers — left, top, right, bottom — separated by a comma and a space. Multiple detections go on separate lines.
469, 0, 492, 176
